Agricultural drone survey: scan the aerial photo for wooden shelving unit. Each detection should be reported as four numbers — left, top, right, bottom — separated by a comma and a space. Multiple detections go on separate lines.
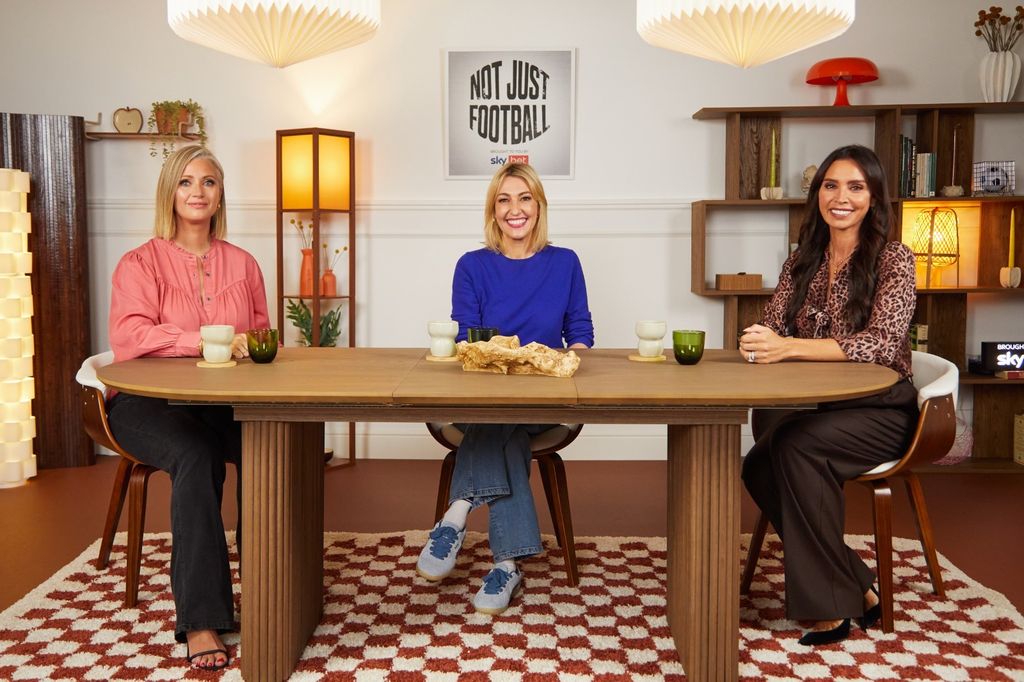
275, 128, 357, 466
693, 101, 1024, 466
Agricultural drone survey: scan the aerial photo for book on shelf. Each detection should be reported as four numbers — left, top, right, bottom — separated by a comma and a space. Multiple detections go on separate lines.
910, 323, 929, 352
995, 370, 1024, 379
915, 152, 936, 197
899, 135, 917, 198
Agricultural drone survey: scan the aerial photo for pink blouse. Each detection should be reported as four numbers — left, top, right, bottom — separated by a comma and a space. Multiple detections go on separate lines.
109, 238, 270, 362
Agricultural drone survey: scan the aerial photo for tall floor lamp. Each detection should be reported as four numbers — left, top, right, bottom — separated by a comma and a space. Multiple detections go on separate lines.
0, 168, 35, 487
276, 128, 357, 465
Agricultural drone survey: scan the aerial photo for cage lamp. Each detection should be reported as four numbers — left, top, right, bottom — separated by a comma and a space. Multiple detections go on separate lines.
167, 0, 381, 68
910, 207, 960, 288
0, 168, 35, 488
636, 0, 856, 68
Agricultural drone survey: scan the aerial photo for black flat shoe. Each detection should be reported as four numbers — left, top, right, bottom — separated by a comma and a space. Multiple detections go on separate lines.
858, 586, 882, 630
798, 618, 851, 646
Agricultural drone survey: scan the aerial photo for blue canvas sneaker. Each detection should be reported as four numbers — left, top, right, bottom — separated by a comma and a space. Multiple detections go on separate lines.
416, 521, 466, 581
472, 566, 524, 615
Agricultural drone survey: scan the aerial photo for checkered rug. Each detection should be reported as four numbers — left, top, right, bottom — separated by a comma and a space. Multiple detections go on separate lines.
1, 531, 1022, 681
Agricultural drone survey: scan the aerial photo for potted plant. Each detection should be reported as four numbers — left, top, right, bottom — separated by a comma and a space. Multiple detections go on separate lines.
147, 99, 207, 158
974, 5, 1024, 102
285, 298, 343, 347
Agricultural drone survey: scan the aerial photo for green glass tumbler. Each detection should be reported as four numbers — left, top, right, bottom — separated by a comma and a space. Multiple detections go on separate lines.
246, 328, 279, 363
467, 327, 499, 343
672, 330, 705, 365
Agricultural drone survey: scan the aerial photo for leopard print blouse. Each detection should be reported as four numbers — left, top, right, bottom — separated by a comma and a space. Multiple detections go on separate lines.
761, 241, 916, 380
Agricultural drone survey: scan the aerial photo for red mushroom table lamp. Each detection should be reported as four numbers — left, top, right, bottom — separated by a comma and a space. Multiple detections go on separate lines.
806, 57, 879, 106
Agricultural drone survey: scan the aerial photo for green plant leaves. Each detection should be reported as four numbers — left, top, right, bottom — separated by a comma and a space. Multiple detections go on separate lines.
285, 298, 343, 347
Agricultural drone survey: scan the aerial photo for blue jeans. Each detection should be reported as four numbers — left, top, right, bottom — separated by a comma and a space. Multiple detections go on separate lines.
448, 423, 554, 562
107, 392, 239, 643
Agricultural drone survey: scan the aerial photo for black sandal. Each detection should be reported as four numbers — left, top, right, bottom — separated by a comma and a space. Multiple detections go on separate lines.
186, 647, 231, 670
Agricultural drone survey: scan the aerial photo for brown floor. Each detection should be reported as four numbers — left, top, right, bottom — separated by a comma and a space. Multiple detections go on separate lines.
1, 456, 1022, 614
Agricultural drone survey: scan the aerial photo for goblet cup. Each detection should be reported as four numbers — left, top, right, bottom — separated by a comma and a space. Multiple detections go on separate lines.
246, 328, 279, 363
673, 329, 706, 365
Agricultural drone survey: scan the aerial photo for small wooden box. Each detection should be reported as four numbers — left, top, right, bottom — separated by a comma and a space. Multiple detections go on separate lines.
715, 273, 763, 290
1014, 414, 1024, 466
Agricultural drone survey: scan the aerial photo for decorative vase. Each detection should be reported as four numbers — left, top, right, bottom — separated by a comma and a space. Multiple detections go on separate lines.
320, 268, 337, 297
299, 248, 314, 297
980, 50, 1021, 103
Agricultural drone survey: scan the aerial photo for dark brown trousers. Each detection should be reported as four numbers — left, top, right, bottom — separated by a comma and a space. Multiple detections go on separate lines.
741, 379, 918, 621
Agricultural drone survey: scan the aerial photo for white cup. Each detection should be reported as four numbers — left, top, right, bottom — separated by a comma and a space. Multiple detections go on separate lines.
635, 320, 667, 357
427, 320, 459, 357
200, 324, 235, 364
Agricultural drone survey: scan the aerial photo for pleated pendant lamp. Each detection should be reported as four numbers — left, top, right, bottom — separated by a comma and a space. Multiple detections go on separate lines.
168, 0, 381, 68
637, 0, 856, 68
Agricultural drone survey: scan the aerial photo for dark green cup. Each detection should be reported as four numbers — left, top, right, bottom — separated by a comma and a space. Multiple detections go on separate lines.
467, 327, 499, 343
246, 328, 279, 363
673, 330, 705, 365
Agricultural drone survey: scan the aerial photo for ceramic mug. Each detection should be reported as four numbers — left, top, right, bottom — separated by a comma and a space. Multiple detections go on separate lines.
673, 329, 706, 365
247, 328, 279, 363
427, 320, 459, 357
635, 320, 667, 358
200, 324, 235, 364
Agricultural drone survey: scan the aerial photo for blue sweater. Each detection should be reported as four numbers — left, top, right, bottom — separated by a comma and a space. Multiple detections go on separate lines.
451, 246, 594, 348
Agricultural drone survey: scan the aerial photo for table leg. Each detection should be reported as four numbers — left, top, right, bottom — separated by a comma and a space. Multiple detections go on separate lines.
666, 423, 741, 682
240, 421, 325, 682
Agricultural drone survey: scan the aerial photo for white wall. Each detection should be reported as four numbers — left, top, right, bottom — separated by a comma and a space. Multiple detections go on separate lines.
1, 0, 1019, 459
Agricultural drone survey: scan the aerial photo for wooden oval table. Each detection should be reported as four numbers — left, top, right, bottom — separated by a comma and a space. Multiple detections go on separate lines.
99, 347, 896, 682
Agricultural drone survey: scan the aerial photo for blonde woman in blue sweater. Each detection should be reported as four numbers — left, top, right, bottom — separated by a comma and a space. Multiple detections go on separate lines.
416, 162, 594, 614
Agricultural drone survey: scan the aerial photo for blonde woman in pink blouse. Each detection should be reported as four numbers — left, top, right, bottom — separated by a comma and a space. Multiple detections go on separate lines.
107, 145, 268, 671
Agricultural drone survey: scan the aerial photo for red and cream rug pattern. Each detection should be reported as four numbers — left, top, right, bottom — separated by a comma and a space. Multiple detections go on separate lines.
1, 531, 1022, 681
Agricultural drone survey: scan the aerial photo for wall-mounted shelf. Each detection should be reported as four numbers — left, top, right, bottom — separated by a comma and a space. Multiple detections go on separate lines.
84, 132, 200, 141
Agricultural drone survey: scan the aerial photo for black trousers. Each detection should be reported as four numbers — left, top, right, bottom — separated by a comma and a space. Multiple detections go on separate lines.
741, 379, 918, 621
107, 392, 240, 643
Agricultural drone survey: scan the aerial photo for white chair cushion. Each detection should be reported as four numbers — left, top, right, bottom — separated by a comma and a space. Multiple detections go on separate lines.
911, 350, 959, 410
76, 350, 115, 395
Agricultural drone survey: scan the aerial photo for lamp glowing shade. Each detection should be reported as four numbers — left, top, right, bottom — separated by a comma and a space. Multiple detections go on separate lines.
636, 0, 855, 68
0, 168, 34, 489
280, 131, 351, 211
168, 0, 381, 68
910, 207, 960, 287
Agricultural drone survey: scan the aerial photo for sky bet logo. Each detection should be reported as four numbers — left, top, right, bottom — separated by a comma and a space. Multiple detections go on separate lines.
490, 154, 530, 165
996, 342, 1024, 369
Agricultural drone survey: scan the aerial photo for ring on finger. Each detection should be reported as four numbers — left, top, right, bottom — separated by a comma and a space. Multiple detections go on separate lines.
748, 351, 756, 363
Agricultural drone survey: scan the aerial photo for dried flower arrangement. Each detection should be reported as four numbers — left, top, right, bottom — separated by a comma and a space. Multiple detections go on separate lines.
975, 5, 1024, 51
321, 242, 348, 270
290, 218, 313, 249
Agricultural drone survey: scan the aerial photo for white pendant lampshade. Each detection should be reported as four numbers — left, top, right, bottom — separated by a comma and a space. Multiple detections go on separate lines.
168, 0, 381, 68
637, 0, 856, 68
0, 168, 35, 489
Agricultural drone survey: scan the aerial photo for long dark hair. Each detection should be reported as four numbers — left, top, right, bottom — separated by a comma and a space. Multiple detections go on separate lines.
784, 145, 894, 334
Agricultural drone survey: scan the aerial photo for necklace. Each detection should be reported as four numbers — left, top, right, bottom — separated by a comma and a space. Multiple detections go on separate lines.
828, 248, 854, 280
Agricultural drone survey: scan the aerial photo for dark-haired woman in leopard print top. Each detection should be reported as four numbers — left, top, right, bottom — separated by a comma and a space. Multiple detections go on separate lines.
739, 145, 919, 647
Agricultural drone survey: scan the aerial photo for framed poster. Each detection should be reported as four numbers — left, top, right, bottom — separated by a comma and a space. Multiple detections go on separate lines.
444, 49, 576, 179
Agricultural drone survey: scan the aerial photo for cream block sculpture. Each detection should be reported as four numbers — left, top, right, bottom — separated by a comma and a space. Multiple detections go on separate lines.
0, 168, 35, 488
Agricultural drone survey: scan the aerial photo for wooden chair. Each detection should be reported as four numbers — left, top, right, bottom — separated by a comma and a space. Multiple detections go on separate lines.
427, 422, 582, 586
77, 351, 157, 607
740, 351, 959, 633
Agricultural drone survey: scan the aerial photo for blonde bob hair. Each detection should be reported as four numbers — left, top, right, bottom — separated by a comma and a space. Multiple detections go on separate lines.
482, 162, 551, 254
153, 145, 227, 240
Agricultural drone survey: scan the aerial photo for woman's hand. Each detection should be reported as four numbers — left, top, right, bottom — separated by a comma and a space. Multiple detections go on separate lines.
739, 323, 785, 364
231, 333, 250, 358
